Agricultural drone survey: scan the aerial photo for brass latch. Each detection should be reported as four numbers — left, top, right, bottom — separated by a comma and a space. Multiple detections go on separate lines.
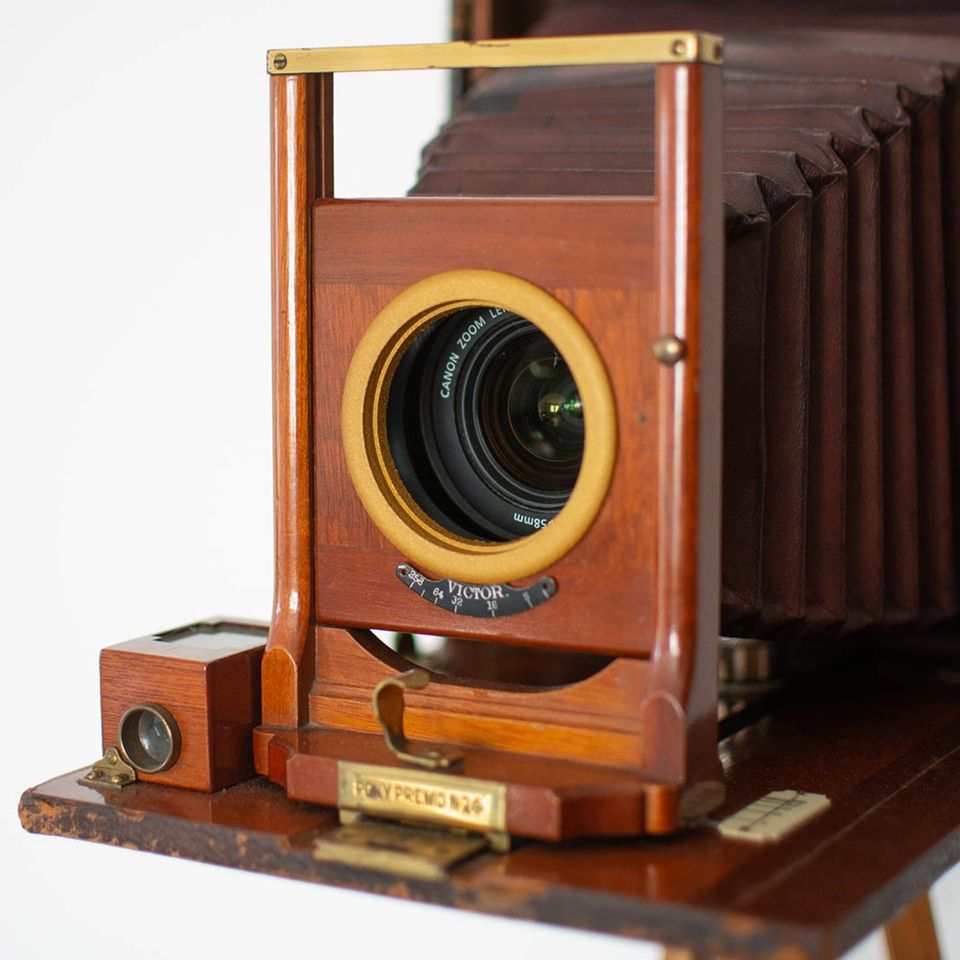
79, 747, 136, 790
313, 818, 490, 879
373, 669, 462, 770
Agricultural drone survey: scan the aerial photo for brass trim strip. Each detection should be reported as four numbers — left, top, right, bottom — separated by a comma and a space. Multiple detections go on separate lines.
313, 820, 489, 879
268, 32, 724, 75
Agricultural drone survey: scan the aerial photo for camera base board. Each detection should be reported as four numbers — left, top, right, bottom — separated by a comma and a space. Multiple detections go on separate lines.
253, 724, 698, 841
21, 648, 960, 959
255, 625, 723, 838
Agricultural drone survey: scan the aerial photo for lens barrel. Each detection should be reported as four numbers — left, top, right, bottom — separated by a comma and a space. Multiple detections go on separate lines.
118, 703, 181, 774
387, 307, 584, 541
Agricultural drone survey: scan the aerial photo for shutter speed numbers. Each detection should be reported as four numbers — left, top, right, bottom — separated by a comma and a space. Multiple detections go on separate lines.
396, 564, 556, 618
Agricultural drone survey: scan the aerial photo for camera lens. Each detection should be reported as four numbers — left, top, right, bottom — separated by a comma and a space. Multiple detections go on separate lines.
118, 703, 181, 774
475, 328, 584, 495
138, 712, 170, 764
387, 306, 584, 541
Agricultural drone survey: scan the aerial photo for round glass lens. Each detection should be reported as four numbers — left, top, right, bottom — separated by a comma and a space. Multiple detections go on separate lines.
137, 710, 172, 765
478, 329, 584, 494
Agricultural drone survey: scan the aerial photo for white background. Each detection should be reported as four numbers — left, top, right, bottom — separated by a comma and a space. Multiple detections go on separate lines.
1, 2, 957, 957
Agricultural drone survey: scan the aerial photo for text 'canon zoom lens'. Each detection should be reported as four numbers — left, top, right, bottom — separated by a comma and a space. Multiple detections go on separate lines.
387, 306, 584, 541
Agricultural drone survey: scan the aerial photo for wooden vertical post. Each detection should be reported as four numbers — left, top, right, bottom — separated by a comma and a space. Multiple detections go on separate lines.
884, 891, 942, 960
262, 72, 333, 727
643, 59, 724, 807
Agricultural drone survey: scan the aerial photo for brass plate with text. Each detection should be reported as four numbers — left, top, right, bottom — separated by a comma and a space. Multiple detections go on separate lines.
338, 762, 507, 833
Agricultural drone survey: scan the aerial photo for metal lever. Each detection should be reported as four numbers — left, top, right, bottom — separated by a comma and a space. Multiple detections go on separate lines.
372, 669, 462, 770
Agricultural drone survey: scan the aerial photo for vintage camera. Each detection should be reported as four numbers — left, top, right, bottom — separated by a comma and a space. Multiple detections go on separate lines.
82, 3, 960, 852
84, 30, 725, 844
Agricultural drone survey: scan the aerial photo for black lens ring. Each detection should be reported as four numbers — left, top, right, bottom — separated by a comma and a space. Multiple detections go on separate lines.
385, 328, 484, 540
386, 305, 582, 541
430, 309, 566, 539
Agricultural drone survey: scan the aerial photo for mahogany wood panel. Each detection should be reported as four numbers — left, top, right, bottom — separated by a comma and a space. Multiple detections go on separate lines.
311, 197, 659, 657
307, 626, 653, 769
25, 650, 960, 959
100, 639, 263, 792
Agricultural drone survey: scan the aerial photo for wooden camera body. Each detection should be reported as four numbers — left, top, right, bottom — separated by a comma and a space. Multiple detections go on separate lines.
248, 32, 725, 841
22, 8, 960, 955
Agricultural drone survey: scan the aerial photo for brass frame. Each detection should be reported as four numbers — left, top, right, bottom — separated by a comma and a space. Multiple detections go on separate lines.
267, 31, 724, 74
340, 269, 618, 584
117, 702, 182, 775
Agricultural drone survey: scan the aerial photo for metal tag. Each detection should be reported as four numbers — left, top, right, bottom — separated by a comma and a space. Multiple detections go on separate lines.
338, 761, 506, 834
396, 563, 555, 618
718, 790, 830, 843
313, 819, 489, 880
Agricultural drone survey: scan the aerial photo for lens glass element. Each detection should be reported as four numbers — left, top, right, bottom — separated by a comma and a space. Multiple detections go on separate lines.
118, 703, 181, 773
387, 307, 585, 541
138, 710, 172, 766
479, 329, 584, 494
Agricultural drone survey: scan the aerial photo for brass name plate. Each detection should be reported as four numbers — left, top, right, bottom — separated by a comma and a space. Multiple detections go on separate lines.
338, 762, 507, 833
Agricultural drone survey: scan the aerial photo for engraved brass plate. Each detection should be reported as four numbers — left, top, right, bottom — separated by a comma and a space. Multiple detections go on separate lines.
718, 790, 830, 843
338, 762, 507, 833
313, 819, 489, 880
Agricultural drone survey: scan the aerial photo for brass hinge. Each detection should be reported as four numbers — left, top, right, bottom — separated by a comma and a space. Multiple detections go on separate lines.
79, 747, 136, 790
313, 818, 491, 880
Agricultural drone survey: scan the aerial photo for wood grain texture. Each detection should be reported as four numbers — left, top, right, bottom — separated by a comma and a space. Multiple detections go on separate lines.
311, 198, 659, 656
26, 651, 960, 959
884, 892, 942, 960
309, 627, 653, 769
263, 72, 331, 727
647, 62, 724, 795
100, 639, 263, 793
259, 54, 724, 836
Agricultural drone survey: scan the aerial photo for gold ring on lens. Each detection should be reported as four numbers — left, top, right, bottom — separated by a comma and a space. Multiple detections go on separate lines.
341, 269, 617, 584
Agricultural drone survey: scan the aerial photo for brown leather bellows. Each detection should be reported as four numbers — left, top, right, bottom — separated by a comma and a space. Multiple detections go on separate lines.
412, 0, 960, 641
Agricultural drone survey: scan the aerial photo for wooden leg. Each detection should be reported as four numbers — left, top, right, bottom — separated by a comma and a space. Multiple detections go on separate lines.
884, 891, 941, 960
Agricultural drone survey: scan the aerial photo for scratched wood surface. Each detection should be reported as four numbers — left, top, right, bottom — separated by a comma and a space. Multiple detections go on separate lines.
22, 650, 960, 959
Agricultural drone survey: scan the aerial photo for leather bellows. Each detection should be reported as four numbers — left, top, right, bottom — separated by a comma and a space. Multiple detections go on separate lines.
414, 0, 960, 641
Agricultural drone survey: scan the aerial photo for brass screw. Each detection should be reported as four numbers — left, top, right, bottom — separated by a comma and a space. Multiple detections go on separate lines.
652, 334, 688, 365
88, 769, 101, 780
110, 775, 123, 785
671, 39, 687, 58
273, 53, 288, 70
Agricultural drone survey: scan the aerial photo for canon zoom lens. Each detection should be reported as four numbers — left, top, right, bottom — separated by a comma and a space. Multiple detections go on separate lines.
387, 306, 584, 541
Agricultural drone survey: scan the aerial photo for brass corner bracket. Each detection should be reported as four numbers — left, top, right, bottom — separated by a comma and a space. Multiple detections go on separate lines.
79, 747, 136, 791
267, 31, 724, 76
